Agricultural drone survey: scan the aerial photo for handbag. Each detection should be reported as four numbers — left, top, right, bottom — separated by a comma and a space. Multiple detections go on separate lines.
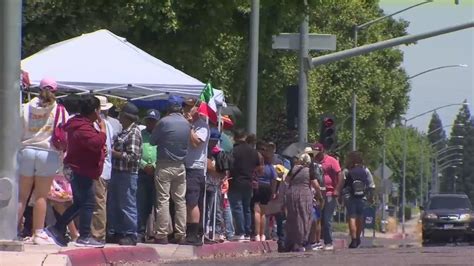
51, 104, 67, 151
48, 174, 73, 203
265, 166, 304, 215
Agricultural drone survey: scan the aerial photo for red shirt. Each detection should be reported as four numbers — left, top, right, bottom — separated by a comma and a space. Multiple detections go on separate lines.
64, 116, 107, 179
319, 154, 342, 196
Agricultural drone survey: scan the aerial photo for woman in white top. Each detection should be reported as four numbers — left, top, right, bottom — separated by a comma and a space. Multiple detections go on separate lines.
18, 78, 68, 245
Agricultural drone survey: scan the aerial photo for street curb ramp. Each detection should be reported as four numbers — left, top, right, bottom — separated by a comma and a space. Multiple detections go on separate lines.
59, 246, 160, 265
195, 241, 278, 259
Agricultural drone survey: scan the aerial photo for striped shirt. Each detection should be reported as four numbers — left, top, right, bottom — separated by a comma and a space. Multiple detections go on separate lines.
112, 123, 142, 173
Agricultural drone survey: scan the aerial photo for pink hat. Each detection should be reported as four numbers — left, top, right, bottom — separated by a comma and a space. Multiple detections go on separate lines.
39, 77, 58, 92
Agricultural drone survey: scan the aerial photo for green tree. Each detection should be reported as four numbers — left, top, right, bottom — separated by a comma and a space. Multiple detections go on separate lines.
22, 0, 411, 164
446, 101, 473, 201
385, 126, 432, 203
427, 112, 447, 151
460, 118, 474, 203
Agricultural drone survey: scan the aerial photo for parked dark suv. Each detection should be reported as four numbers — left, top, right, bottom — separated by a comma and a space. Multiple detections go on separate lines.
422, 193, 474, 243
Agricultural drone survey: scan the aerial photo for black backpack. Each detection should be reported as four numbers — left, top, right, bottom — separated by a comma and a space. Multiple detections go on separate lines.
215, 150, 234, 173
349, 167, 369, 197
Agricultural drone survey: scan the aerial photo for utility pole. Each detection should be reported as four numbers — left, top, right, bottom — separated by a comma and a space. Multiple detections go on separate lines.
298, 3, 309, 144
247, 0, 259, 135
420, 147, 424, 205
381, 133, 387, 232
0, 0, 22, 250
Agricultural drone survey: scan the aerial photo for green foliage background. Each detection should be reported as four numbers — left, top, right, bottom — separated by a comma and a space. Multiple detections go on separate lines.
21, 0, 451, 202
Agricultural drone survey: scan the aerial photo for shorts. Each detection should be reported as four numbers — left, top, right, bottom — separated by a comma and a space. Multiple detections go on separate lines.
253, 183, 272, 205
312, 206, 321, 221
18, 148, 60, 177
185, 168, 205, 208
346, 197, 366, 218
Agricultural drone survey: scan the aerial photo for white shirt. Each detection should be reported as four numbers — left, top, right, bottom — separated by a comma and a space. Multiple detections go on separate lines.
97, 116, 121, 180
185, 118, 210, 169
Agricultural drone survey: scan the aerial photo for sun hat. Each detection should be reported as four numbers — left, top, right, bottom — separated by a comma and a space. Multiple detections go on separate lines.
95, 95, 113, 111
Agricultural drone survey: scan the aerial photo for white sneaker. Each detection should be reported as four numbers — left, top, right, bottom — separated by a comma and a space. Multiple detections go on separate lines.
231, 235, 246, 242
260, 235, 266, 242
33, 231, 57, 245
310, 242, 323, 251
324, 244, 334, 251
254, 235, 261, 242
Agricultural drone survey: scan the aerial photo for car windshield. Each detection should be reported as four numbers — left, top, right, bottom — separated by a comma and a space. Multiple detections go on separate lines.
429, 197, 472, 210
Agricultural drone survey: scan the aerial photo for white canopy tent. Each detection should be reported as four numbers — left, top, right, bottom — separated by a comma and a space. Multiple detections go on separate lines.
21, 29, 205, 100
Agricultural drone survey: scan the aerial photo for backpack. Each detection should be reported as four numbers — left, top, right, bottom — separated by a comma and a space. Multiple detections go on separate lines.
310, 160, 325, 191
215, 150, 234, 173
51, 104, 67, 152
349, 167, 368, 197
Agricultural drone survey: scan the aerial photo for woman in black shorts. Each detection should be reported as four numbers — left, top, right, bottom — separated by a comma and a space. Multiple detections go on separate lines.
253, 142, 277, 241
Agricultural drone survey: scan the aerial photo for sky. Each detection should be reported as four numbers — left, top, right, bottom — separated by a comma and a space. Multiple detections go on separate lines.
379, 0, 474, 135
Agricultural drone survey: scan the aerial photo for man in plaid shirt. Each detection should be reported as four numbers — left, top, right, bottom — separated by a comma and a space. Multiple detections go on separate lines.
108, 102, 143, 246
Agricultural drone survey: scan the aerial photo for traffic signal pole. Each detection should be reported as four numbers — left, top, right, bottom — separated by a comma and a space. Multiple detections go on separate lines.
0, 0, 22, 249
247, 0, 259, 135
310, 21, 474, 68
298, 3, 309, 144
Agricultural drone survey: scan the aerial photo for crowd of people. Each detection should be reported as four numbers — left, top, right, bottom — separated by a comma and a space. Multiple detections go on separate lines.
18, 77, 375, 251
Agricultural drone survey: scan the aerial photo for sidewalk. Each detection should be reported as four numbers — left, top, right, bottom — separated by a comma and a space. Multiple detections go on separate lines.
2, 217, 422, 266
1, 237, 350, 265
1, 240, 277, 266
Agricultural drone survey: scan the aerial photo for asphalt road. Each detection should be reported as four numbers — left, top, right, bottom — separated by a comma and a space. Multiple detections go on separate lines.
166, 245, 474, 266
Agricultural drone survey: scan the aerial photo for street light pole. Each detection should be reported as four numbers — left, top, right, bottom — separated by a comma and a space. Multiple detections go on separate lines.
401, 118, 408, 236
408, 64, 468, 79
0, 0, 22, 245
247, 0, 260, 135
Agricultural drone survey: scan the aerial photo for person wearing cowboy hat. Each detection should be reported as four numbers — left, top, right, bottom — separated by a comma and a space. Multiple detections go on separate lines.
90, 96, 121, 244
108, 102, 143, 246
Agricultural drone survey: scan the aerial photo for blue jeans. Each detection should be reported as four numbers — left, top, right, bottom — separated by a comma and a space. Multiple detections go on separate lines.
276, 212, 286, 245
207, 188, 234, 239
136, 171, 155, 235
228, 188, 252, 236
322, 195, 337, 245
108, 170, 138, 237
55, 173, 95, 238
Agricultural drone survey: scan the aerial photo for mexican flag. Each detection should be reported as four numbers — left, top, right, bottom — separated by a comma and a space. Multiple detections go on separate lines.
197, 83, 226, 123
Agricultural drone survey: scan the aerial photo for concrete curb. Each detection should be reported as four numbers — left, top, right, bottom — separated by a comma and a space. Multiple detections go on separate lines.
195, 240, 278, 259
59, 246, 160, 266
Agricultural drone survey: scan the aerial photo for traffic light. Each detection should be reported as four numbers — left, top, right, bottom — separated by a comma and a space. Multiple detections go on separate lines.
320, 115, 336, 150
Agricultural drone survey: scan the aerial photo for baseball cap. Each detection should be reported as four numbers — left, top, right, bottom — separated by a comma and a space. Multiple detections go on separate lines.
39, 77, 58, 92
210, 127, 221, 140
312, 142, 325, 155
144, 109, 160, 121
